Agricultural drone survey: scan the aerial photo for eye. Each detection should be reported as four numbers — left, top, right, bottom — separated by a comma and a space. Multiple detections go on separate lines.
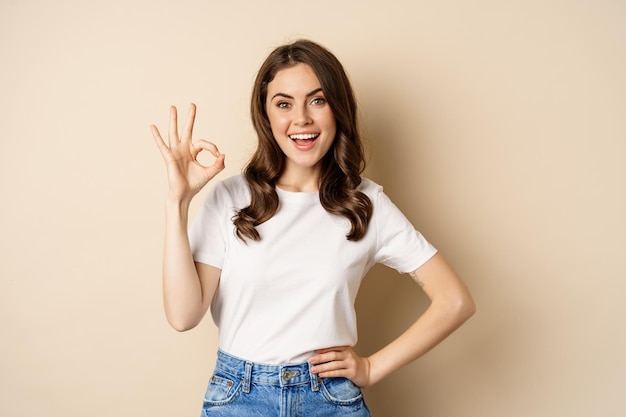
310, 97, 326, 106
277, 101, 291, 109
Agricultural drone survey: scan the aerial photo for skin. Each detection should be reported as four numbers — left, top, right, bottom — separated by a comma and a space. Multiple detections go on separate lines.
151, 65, 476, 389
265, 63, 336, 191
308, 253, 475, 387
151, 104, 223, 332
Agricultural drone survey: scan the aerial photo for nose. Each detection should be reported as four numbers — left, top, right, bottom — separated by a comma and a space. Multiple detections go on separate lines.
294, 105, 312, 125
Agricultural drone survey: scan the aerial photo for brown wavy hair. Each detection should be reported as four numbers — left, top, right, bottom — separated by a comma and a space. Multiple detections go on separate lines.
233, 39, 372, 242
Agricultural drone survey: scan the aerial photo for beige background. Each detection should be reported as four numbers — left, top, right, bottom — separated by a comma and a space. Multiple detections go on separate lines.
1, 0, 624, 416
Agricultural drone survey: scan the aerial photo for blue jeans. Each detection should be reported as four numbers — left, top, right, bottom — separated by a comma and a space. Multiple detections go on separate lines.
201, 350, 371, 417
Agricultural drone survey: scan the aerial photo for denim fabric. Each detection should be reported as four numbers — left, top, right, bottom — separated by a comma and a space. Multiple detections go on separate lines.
201, 350, 371, 417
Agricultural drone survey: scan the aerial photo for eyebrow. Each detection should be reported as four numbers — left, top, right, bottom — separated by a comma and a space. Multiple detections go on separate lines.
270, 88, 324, 101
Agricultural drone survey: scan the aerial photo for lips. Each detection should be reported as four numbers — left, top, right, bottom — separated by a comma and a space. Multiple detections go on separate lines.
288, 133, 319, 151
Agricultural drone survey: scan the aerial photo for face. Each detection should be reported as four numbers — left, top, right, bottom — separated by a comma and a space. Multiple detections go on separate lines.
265, 63, 337, 179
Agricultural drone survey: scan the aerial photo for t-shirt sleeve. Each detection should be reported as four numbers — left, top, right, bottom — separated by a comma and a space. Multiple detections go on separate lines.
188, 182, 229, 269
372, 188, 438, 274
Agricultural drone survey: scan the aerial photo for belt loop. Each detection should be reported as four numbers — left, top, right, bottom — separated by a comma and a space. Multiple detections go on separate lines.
242, 361, 253, 393
309, 363, 320, 392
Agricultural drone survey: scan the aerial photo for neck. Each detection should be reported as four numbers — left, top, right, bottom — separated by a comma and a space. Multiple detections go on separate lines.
276, 166, 321, 192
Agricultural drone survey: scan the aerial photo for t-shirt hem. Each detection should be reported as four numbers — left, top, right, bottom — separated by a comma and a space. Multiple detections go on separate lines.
192, 255, 223, 270
396, 248, 438, 274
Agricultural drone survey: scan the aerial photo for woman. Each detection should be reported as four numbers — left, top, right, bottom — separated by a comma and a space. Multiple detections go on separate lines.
151, 39, 475, 417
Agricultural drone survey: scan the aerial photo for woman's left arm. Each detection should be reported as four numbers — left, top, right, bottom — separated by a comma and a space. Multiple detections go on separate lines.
309, 252, 476, 387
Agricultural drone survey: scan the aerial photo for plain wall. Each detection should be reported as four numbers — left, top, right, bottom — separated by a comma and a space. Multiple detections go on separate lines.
1, 0, 624, 416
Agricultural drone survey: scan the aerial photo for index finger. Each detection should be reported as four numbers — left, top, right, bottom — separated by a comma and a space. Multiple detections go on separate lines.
150, 124, 165, 147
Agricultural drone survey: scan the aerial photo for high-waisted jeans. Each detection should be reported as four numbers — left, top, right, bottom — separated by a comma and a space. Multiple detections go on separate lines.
201, 350, 372, 417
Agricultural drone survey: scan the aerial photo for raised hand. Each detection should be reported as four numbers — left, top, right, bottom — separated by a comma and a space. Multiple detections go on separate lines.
151, 103, 225, 202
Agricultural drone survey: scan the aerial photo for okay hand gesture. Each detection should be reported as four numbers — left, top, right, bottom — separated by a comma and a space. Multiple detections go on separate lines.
151, 104, 225, 202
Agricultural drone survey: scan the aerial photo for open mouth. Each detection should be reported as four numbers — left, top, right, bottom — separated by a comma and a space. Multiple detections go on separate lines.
289, 133, 320, 152
289, 133, 320, 147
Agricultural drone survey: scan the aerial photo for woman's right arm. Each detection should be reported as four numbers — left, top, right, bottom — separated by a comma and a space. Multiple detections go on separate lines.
151, 103, 225, 331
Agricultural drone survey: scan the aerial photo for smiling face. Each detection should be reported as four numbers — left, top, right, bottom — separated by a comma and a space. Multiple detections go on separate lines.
265, 63, 337, 186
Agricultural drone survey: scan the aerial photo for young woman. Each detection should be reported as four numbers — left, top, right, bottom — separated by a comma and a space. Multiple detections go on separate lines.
151, 39, 475, 417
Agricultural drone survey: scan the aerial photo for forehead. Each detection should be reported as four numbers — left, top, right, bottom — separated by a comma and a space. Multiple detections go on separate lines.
267, 63, 322, 96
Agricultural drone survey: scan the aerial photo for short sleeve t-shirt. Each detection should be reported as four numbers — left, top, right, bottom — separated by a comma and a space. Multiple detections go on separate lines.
189, 175, 437, 363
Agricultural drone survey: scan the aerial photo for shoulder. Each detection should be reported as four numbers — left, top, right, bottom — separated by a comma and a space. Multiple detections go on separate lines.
214, 174, 248, 193
357, 177, 384, 201
358, 177, 403, 216
204, 174, 250, 205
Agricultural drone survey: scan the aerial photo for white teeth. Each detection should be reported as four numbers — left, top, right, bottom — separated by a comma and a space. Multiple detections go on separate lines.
289, 133, 319, 140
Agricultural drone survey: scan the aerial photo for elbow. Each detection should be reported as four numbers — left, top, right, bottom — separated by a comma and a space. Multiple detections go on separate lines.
170, 323, 195, 333
454, 293, 476, 323
435, 292, 475, 326
163, 300, 205, 332
166, 315, 200, 332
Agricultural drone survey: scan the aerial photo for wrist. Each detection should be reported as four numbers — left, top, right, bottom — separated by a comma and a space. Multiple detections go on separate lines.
165, 196, 192, 222
165, 194, 192, 209
364, 355, 386, 387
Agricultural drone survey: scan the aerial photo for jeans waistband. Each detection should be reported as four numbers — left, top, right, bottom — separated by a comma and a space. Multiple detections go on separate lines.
215, 349, 321, 393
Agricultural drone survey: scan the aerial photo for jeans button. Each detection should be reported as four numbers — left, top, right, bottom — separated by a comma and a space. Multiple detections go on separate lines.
282, 370, 299, 381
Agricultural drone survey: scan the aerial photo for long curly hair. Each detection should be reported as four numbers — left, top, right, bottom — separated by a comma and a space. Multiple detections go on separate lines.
233, 39, 372, 242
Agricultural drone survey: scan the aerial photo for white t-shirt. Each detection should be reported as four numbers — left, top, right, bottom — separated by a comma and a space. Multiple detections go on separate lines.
189, 175, 437, 364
